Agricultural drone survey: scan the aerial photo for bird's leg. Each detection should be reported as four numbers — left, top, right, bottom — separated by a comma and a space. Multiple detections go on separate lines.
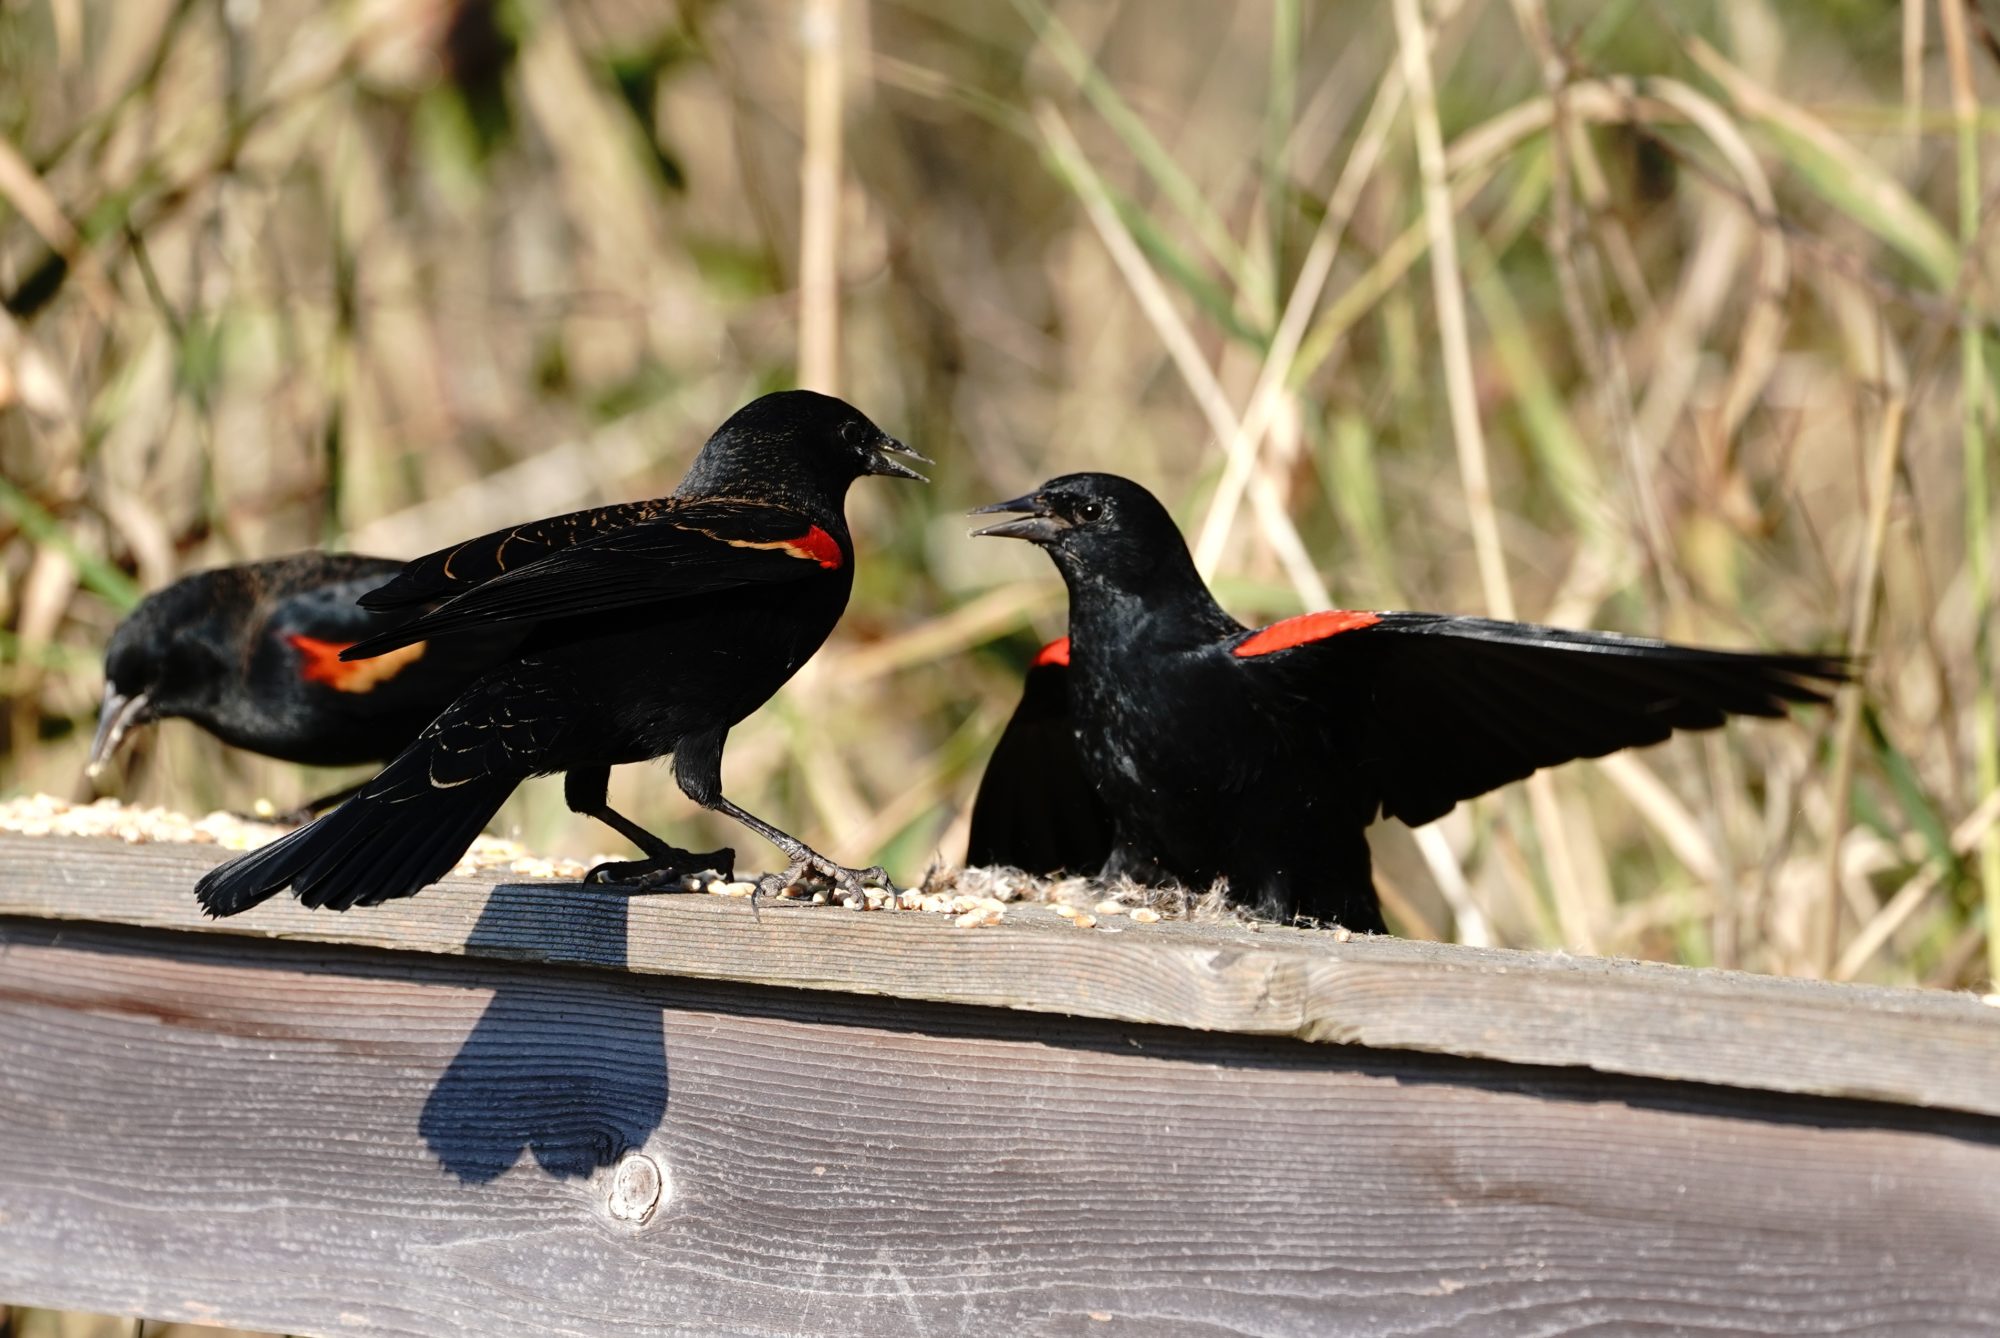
669, 728, 891, 903
711, 796, 894, 901
563, 768, 732, 892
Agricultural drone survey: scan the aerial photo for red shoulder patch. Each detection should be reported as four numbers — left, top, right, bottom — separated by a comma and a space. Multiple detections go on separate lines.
289, 633, 429, 693
1033, 636, 1071, 668
713, 523, 845, 569
1233, 610, 1381, 658
787, 524, 844, 570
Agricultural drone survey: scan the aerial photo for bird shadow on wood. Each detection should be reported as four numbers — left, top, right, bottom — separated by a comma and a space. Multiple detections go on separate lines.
419, 881, 668, 1185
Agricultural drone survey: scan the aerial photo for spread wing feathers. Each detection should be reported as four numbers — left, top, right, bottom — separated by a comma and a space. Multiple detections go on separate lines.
358, 499, 675, 611
1241, 612, 1848, 828
967, 661, 1114, 874
341, 500, 839, 661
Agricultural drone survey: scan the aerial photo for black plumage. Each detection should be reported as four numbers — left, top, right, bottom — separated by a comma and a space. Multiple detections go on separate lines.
194, 390, 926, 916
972, 473, 1846, 932
90, 553, 513, 817
964, 638, 1112, 874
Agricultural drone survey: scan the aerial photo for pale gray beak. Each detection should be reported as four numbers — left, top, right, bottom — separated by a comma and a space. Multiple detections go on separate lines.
86, 685, 152, 783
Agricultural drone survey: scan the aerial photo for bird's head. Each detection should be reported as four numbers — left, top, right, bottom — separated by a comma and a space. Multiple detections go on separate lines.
678, 390, 928, 503
88, 574, 234, 783
971, 473, 1199, 598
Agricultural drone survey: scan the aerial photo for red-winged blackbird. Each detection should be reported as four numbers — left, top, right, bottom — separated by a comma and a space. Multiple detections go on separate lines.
965, 637, 1112, 874
89, 553, 514, 818
972, 473, 1847, 932
194, 390, 926, 917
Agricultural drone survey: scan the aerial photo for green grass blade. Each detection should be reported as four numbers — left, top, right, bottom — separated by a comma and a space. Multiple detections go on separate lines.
1012, 0, 1254, 291
0, 477, 142, 612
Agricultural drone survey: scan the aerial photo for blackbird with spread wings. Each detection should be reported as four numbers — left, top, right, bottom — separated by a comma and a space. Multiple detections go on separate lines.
971, 473, 1845, 933
195, 390, 927, 916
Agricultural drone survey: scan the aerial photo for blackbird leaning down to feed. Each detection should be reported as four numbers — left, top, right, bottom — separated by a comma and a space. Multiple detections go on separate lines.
89, 554, 514, 821
194, 390, 927, 917
972, 472, 1848, 934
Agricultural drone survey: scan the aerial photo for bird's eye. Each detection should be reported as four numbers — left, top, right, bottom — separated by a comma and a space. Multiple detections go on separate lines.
839, 421, 869, 446
1078, 500, 1103, 522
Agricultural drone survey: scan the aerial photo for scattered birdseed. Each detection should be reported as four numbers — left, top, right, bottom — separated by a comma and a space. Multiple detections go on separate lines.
0, 796, 1242, 930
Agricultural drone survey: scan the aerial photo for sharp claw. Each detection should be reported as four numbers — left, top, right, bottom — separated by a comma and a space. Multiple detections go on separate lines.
745, 853, 898, 910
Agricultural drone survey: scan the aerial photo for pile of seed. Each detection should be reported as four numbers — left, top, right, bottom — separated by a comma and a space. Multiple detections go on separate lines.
0, 792, 605, 881
0, 793, 1235, 929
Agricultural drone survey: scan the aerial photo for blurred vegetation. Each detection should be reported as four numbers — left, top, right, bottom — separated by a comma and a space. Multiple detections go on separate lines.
0, 1306, 278, 1338
1, 0, 1997, 991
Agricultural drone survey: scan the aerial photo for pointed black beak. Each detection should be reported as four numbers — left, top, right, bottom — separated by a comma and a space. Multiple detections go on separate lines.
970, 493, 1069, 544
86, 685, 152, 783
866, 435, 931, 483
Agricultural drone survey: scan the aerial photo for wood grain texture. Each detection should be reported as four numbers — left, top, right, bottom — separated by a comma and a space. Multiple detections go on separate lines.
5, 832, 2000, 1118
3, 918, 1998, 1338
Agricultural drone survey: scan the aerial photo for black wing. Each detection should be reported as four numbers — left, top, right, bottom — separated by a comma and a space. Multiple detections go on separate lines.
340, 498, 846, 660
966, 646, 1115, 874
1233, 610, 1847, 827
358, 499, 677, 611
255, 565, 520, 720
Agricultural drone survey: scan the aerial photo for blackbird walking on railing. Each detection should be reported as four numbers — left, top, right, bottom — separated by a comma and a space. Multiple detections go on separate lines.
196, 391, 926, 916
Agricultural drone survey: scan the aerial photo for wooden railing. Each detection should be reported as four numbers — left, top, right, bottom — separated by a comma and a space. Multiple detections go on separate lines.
2, 830, 1997, 1336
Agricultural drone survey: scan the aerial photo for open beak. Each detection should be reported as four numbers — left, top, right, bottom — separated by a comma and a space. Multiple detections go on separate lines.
85, 686, 152, 783
970, 493, 1068, 544
866, 435, 931, 483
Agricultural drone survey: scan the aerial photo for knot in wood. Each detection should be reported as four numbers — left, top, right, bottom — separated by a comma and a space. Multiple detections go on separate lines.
607, 1152, 666, 1225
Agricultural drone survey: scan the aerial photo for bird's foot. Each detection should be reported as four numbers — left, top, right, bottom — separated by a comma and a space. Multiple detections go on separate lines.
584, 847, 735, 895
752, 854, 897, 908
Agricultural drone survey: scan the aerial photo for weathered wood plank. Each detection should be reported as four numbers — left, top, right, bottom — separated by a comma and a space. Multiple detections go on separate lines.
2, 917, 1997, 1337
5, 832, 1999, 1119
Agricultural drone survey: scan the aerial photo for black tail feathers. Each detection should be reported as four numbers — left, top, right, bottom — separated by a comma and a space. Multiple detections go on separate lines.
195, 766, 513, 916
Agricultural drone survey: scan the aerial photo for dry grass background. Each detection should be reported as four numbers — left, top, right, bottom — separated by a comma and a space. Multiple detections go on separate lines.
1, 0, 1996, 992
